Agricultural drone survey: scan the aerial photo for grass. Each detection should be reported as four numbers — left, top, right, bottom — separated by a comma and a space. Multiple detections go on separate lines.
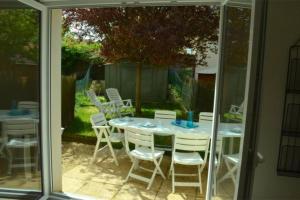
62, 92, 183, 144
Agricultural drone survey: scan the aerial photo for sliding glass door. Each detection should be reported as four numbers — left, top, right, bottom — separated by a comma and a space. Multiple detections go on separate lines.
0, 0, 47, 199
207, 0, 254, 199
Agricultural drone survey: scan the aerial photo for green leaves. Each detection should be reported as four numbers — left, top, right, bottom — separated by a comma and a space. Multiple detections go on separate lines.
0, 9, 39, 63
62, 36, 103, 75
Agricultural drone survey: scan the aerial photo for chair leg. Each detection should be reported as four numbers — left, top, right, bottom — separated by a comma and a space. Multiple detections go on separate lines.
154, 156, 165, 179
168, 160, 173, 177
92, 138, 101, 162
7, 148, 12, 175
107, 140, 119, 166
218, 160, 238, 184
198, 165, 203, 194
172, 164, 175, 193
126, 158, 136, 182
213, 168, 217, 196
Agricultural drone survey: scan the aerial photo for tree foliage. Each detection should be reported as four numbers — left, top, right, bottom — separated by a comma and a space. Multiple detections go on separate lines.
62, 35, 103, 75
0, 9, 39, 63
64, 6, 220, 67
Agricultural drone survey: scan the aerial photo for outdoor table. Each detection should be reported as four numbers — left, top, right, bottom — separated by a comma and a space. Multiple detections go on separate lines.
108, 117, 243, 138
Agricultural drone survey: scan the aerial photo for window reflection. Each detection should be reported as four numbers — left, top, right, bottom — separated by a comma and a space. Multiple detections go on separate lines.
0, 5, 41, 192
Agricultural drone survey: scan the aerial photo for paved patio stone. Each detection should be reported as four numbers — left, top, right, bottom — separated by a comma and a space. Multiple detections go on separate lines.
62, 142, 234, 200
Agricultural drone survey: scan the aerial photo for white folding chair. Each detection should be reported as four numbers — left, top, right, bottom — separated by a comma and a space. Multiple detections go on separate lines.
106, 88, 134, 116
169, 133, 210, 194
18, 101, 39, 113
154, 110, 176, 120
125, 127, 166, 190
218, 154, 240, 186
86, 90, 117, 117
91, 113, 124, 166
3, 119, 39, 175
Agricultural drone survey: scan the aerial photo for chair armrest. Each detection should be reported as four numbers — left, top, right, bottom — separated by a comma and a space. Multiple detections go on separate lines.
122, 99, 132, 107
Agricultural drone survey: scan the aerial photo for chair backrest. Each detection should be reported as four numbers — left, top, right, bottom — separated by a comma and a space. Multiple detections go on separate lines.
106, 88, 123, 107
18, 101, 39, 113
174, 133, 210, 152
86, 90, 102, 109
199, 112, 213, 122
2, 119, 37, 140
237, 101, 244, 113
154, 110, 176, 120
90, 112, 107, 127
125, 127, 154, 152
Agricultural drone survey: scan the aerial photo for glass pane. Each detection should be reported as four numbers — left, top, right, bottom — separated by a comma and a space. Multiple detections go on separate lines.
0, 0, 42, 195
213, 4, 252, 200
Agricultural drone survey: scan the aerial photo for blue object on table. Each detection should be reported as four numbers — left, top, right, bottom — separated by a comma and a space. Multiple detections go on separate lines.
175, 119, 181, 125
187, 111, 194, 128
171, 120, 198, 129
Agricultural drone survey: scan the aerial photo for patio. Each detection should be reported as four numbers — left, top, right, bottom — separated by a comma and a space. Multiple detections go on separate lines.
62, 141, 235, 200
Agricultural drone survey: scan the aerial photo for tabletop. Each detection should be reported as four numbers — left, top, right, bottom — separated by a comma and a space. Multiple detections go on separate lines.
109, 117, 243, 138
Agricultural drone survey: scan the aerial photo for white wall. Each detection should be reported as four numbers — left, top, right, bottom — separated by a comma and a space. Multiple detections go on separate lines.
252, 1, 300, 199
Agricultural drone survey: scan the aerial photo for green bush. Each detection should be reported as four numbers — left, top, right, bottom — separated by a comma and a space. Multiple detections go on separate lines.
62, 35, 104, 75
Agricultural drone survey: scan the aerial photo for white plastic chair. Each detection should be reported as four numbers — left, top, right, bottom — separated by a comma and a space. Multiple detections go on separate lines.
229, 101, 244, 115
199, 112, 213, 122
106, 88, 134, 116
169, 133, 210, 194
86, 90, 117, 117
218, 154, 240, 186
91, 113, 124, 166
125, 127, 166, 190
18, 101, 39, 113
154, 110, 176, 120
3, 119, 39, 175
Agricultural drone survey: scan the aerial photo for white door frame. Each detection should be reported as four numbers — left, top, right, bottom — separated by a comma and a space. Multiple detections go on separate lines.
17, 0, 52, 198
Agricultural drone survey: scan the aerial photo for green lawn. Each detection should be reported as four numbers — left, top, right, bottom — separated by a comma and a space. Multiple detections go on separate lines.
62, 93, 183, 144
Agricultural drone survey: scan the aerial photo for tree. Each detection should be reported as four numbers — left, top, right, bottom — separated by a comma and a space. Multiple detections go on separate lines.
0, 9, 39, 65
64, 6, 219, 114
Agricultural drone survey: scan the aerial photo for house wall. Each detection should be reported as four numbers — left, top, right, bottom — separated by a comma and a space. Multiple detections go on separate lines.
252, 1, 300, 199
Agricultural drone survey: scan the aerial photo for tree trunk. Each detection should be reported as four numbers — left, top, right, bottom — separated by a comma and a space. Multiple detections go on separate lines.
135, 63, 142, 115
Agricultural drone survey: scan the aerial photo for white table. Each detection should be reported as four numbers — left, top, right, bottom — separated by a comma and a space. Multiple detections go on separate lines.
109, 117, 243, 138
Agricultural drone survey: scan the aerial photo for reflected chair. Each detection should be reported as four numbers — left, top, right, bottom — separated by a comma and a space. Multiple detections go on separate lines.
106, 88, 134, 116
86, 90, 118, 118
218, 154, 240, 186
169, 133, 210, 194
125, 127, 165, 190
213, 136, 224, 196
0, 136, 4, 158
229, 101, 244, 115
90, 112, 124, 166
154, 110, 176, 120
3, 119, 39, 175
18, 101, 39, 114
